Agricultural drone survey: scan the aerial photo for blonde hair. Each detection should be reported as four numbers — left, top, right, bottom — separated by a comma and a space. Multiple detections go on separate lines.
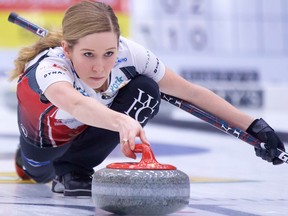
10, 0, 120, 80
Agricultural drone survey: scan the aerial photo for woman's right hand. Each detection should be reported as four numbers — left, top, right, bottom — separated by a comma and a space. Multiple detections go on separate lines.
117, 114, 150, 159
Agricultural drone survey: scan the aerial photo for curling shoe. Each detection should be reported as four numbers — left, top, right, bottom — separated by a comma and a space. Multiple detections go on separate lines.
52, 169, 94, 197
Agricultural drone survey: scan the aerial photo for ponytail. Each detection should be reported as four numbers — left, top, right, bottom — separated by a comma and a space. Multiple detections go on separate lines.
10, 29, 62, 80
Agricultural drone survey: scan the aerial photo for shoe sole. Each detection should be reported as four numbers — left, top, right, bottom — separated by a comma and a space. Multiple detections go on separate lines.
64, 189, 91, 197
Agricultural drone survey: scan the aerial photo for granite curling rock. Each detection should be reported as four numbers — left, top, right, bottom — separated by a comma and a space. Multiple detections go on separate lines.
92, 143, 190, 215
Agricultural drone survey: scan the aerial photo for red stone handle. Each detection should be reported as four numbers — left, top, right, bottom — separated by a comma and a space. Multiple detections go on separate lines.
106, 143, 176, 170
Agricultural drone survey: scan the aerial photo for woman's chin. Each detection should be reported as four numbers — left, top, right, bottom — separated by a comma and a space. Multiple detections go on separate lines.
86, 81, 103, 90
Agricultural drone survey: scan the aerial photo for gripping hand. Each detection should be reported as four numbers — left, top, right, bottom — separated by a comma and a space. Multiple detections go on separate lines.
246, 118, 285, 165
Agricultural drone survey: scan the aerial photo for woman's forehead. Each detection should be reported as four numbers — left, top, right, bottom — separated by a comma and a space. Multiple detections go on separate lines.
74, 32, 118, 50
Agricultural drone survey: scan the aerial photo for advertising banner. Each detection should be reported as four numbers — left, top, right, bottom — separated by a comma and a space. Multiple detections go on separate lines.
0, 0, 129, 48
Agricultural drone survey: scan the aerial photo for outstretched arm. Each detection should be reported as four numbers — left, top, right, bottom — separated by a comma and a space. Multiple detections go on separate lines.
158, 67, 285, 165
44, 81, 149, 159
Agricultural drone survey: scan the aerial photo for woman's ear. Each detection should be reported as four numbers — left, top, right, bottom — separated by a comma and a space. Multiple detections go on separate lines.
61, 40, 71, 59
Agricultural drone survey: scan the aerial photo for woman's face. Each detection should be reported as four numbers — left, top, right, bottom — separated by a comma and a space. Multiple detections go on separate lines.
63, 32, 118, 90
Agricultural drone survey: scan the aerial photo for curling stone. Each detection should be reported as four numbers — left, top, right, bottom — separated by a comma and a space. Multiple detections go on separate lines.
92, 143, 190, 215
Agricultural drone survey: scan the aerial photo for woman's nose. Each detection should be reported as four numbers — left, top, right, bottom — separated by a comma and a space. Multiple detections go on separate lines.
92, 59, 104, 72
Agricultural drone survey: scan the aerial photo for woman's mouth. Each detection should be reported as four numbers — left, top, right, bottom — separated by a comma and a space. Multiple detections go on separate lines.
90, 76, 104, 81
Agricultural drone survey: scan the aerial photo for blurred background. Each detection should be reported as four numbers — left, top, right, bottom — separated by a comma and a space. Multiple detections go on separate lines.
0, 0, 287, 138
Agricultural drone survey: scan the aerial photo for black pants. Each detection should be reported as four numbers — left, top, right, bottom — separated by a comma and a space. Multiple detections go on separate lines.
20, 75, 161, 183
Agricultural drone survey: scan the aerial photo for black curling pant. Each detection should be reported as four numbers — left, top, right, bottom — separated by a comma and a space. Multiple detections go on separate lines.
20, 75, 161, 183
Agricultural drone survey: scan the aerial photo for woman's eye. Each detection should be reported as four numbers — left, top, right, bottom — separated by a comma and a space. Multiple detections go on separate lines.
84, 52, 93, 57
104, 51, 114, 57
